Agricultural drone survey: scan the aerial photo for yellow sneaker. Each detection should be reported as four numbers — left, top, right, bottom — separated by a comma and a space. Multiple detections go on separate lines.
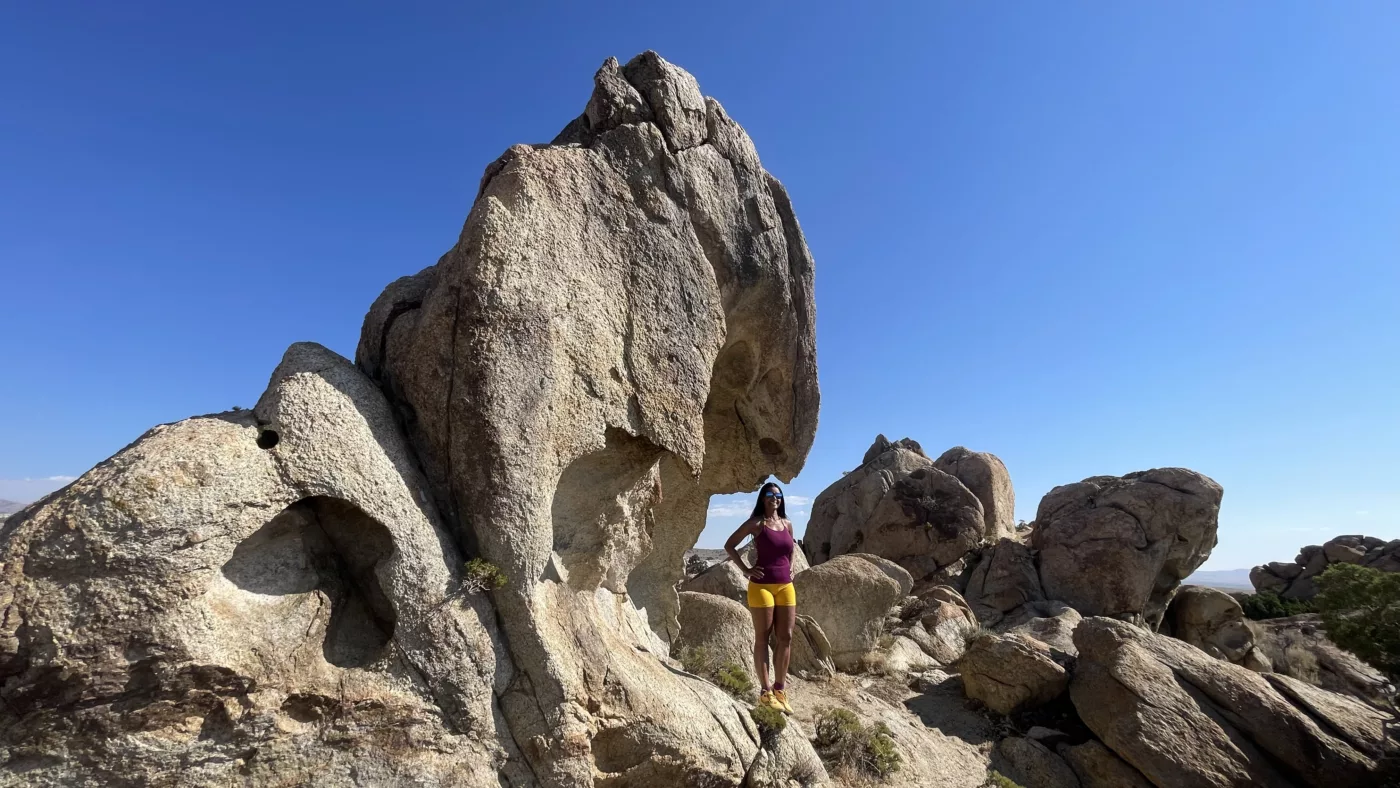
758, 690, 776, 709
773, 688, 793, 715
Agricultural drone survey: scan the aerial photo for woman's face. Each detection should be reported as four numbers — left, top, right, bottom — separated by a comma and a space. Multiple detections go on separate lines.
762, 487, 782, 514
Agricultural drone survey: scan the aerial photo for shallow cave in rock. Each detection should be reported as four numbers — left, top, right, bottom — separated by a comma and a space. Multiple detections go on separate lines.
221, 496, 398, 668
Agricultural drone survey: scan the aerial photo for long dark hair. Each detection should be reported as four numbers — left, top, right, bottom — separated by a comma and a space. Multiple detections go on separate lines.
750, 482, 787, 520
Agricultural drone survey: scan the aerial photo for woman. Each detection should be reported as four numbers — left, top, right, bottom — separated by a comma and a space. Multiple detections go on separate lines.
723, 482, 797, 714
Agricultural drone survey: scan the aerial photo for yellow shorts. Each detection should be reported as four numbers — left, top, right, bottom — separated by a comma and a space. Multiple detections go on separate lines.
747, 582, 796, 608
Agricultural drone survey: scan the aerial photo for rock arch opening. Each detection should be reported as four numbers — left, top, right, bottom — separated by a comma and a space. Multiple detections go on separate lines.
220, 496, 398, 668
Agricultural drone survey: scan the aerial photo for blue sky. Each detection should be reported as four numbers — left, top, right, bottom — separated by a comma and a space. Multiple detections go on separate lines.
2, 3, 1397, 570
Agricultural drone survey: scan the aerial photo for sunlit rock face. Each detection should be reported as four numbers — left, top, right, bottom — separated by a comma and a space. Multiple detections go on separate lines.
356, 51, 819, 786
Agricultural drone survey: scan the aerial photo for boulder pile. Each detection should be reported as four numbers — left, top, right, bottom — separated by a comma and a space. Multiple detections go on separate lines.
1250, 534, 1400, 600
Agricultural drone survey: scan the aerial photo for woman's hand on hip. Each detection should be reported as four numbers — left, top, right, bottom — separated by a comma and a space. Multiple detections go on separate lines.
745, 566, 765, 581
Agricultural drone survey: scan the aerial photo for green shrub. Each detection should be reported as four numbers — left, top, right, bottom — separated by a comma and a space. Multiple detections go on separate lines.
678, 648, 755, 700
863, 723, 901, 778
715, 661, 755, 699
813, 707, 902, 779
462, 558, 507, 592
680, 646, 713, 676
814, 708, 861, 748
1315, 563, 1400, 680
749, 704, 787, 737
1237, 591, 1315, 620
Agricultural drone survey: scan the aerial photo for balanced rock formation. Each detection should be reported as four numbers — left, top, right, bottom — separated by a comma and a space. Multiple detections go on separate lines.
354, 51, 820, 786
932, 446, 1016, 543
3, 53, 825, 788
1071, 616, 1396, 788
1032, 468, 1222, 628
1250, 535, 1400, 600
1162, 585, 1268, 669
804, 437, 990, 585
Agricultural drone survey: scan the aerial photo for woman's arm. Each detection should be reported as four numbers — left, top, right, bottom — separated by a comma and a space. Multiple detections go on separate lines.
724, 519, 764, 580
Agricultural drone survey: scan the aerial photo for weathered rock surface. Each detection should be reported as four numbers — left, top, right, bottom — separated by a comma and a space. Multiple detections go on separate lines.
680, 558, 748, 603
805, 437, 988, 585
789, 615, 836, 680
932, 446, 1016, 543
1071, 616, 1395, 788
1162, 585, 1260, 666
792, 554, 907, 671
1250, 535, 1400, 600
992, 736, 1081, 788
1057, 740, 1152, 788
999, 600, 1083, 659
1251, 614, 1397, 706
957, 633, 1068, 716
796, 673, 993, 788
1032, 468, 1222, 628
356, 50, 819, 786
0, 344, 525, 787
675, 591, 755, 676
907, 585, 979, 664
964, 537, 1043, 625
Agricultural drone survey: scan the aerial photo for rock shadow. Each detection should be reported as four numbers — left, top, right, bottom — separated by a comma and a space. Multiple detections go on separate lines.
222, 496, 398, 668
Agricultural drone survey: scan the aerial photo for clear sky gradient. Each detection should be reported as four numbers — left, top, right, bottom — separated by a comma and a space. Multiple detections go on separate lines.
3, 3, 1397, 569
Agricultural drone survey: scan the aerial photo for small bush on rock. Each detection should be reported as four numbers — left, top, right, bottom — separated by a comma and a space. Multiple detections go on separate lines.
749, 704, 787, 737
813, 707, 903, 779
983, 771, 1024, 788
715, 661, 755, 699
679, 647, 756, 700
680, 646, 713, 676
462, 558, 507, 592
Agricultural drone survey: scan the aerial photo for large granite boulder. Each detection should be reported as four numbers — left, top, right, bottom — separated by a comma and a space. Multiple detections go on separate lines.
0, 344, 527, 787
354, 51, 820, 786
804, 436, 988, 585
792, 554, 908, 671
1032, 468, 1222, 628
1250, 535, 1400, 600
957, 633, 1069, 715
674, 591, 755, 676
1162, 585, 1261, 666
1071, 617, 1396, 788
932, 446, 1016, 543
680, 558, 748, 603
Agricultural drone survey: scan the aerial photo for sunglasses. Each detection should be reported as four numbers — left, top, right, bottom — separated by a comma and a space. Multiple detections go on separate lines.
763, 491, 783, 499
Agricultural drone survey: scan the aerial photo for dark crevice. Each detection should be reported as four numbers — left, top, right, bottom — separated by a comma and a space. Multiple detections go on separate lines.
375, 299, 422, 378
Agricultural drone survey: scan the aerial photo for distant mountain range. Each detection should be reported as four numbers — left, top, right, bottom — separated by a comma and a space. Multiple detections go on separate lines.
0, 499, 26, 514
1183, 568, 1253, 590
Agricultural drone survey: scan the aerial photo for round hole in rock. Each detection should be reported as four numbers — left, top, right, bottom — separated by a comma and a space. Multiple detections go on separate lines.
256, 429, 280, 450
759, 437, 783, 456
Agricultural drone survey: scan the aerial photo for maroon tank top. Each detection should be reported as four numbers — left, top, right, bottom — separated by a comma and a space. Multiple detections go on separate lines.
754, 523, 794, 584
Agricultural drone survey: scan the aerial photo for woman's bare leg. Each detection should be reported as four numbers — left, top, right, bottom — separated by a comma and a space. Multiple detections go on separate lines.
772, 604, 796, 687
750, 607, 774, 689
